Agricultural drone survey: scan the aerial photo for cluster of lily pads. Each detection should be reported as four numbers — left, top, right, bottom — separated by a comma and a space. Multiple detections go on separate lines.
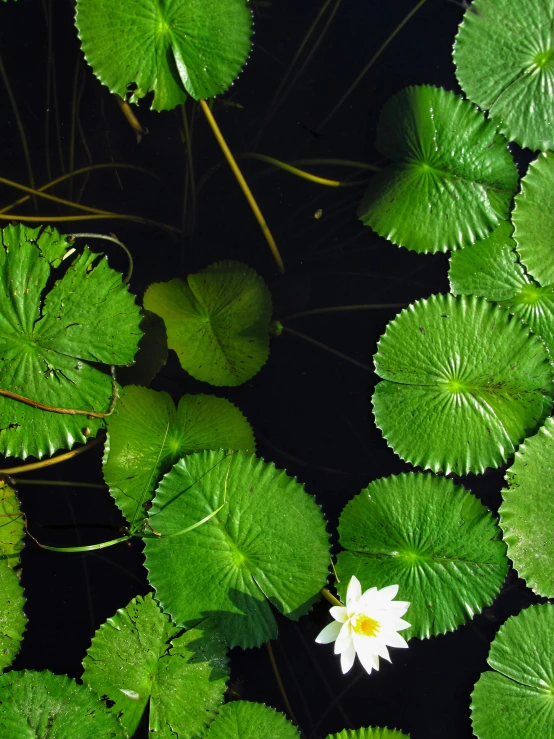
1, 0, 554, 737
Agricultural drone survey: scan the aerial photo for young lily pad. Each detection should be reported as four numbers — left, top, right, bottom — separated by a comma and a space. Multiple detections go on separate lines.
0, 670, 126, 737
0, 224, 142, 460
0, 560, 26, 671
372, 294, 554, 475
103, 386, 255, 528
471, 604, 554, 738
513, 152, 554, 286
144, 450, 330, 648
82, 593, 228, 738
357, 85, 517, 253
449, 222, 554, 355
327, 730, 409, 739
144, 261, 272, 386
76, 0, 252, 111
335, 473, 507, 640
204, 701, 300, 739
0, 478, 24, 569
500, 417, 554, 597
454, 0, 554, 151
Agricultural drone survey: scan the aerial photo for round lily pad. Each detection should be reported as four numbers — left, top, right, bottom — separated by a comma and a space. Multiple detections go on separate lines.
0, 560, 26, 672
449, 222, 554, 356
500, 417, 554, 597
76, 0, 252, 110
513, 151, 554, 286
471, 604, 554, 738
336, 473, 507, 639
0, 223, 142, 460
144, 450, 330, 648
103, 385, 255, 528
0, 670, 126, 737
82, 593, 228, 738
357, 85, 518, 253
372, 294, 554, 475
327, 730, 410, 739
144, 261, 272, 387
0, 478, 24, 569
454, 0, 554, 151
204, 702, 300, 739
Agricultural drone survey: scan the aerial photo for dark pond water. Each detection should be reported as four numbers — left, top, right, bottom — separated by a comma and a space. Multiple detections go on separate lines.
0, 1, 540, 737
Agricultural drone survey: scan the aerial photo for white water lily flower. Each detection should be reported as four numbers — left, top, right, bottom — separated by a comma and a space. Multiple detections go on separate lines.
316, 575, 410, 674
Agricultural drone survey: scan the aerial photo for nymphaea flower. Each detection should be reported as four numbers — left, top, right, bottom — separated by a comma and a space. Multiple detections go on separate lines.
316, 575, 410, 674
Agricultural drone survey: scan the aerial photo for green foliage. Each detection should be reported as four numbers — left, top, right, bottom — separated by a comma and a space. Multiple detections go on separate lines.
144, 450, 330, 648
327, 729, 410, 739
0, 224, 142, 460
357, 85, 517, 252
0, 560, 26, 672
336, 473, 507, 639
0, 670, 126, 737
0, 478, 24, 569
372, 294, 553, 475
76, 0, 252, 110
471, 605, 554, 738
144, 261, 272, 386
203, 701, 300, 739
116, 310, 168, 387
82, 593, 228, 738
454, 0, 554, 151
103, 385, 255, 527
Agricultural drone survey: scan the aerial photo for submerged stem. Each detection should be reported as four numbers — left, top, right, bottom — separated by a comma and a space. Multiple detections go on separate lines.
0, 435, 103, 476
266, 641, 299, 726
281, 325, 371, 372
280, 303, 406, 320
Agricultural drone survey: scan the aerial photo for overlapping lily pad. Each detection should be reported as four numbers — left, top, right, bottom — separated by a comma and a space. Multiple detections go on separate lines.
513, 151, 554, 285
204, 701, 300, 739
327, 730, 410, 739
0, 224, 142, 459
454, 0, 554, 151
0, 478, 24, 569
500, 418, 554, 597
144, 261, 272, 386
0, 560, 26, 672
144, 450, 330, 648
471, 604, 554, 738
372, 294, 553, 475
76, 0, 252, 110
335, 473, 507, 639
357, 85, 517, 253
0, 671, 126, 737
103, 386, 255, 527
449, 221, 554, 355
82, 593, 228, 738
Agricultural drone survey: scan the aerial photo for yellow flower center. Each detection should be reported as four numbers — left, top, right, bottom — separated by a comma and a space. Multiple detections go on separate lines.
352, 614, 380, 638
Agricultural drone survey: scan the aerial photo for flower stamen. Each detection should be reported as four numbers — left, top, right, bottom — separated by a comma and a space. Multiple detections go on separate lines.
353, 614, 380, 637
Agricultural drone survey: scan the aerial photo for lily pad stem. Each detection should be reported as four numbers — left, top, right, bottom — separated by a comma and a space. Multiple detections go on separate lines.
0, 435, 103, 476
266, 641, 299, 726
281, 325, 371, 371
320, 587, 343, 607
68, 232, 133, 284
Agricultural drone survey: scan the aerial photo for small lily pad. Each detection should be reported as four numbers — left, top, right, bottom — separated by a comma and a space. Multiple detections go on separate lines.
454, 0, 554, 151
76, 0, 252, 110
144, 450, 329, 648
144, 261, 272, 387
0, 559, 26, 672
103, 385, 255, 527
500, 417, 554, 597
471, 604, 554, 738
327, 730, 410, 739
82, 593, 228, 738
336, 473, 507, 639
204, 702, 300, 739
0, 478, 24, 569
372, 294, 554, 475
357, 85, 517, 253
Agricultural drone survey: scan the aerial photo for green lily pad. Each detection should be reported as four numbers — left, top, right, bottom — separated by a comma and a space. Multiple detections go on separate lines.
336, 473, 507, 640
0, 670, 126, 737
471, 604, 554, 738
372, 294, 554, 475
203, 702, 300, 739
0, 559, 26, 671
0, 478, 24, 569
357, 85, 518, 253
103, 386, 255, 528
144, 450, 330, 648
117, 310, 168, 387
144, 261, 272, 386
82, 593, 228, 738
513, 151, 554, 286
449, 222, 554, 355
76, 0, 252, 111
0, 223, 142, 460
327, 730, 410, 739
500, 417, 554, 597
454, 0, 554, 151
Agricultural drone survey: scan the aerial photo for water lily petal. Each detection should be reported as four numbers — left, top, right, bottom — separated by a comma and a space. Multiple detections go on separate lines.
315, 620, 342, 644
340, 641, 357, 674
354, 631, 391, 663
334, 621, 353, 654
380, 630, 409, 649
346, 575, 362, 605
356, 638, 381, 674
329, 605, 348, 623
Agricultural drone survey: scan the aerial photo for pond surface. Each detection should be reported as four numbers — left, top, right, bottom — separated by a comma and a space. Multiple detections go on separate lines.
1, 1, 539, 737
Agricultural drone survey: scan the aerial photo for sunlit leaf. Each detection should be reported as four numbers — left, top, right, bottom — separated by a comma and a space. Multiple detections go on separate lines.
0, 478, 24, 569
203, 701, 300, 739
327, 729, 410, 739
0, 560, 26, 672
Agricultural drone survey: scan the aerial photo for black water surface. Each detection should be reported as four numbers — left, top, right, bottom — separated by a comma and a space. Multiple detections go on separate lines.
1, 1, 540, 737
